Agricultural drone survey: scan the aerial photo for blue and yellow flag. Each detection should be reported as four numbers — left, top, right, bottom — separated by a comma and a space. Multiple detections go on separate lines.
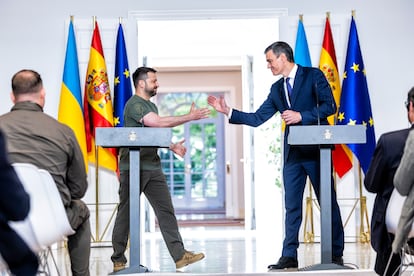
113, 23, 133, 127
58, 19, 88, 172
337, 16, 376, 174
294, 16, 312, 67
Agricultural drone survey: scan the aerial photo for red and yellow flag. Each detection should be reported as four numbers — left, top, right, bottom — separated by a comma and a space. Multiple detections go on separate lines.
83, 20, 117, 172
319, 14, 353, 177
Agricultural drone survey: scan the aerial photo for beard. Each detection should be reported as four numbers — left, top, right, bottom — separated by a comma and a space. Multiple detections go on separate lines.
144, 87, 157, 97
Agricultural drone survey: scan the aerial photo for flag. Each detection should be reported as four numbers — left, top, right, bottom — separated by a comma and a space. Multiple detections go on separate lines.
294, 16, 312, 67
319, 15, 341, 124
337, 16, 376, 174
83, 20, 117, 172
319, 15, 353, 177
113, 23, 133, 127
58, 20, 88, 173
286, 16, 313, 133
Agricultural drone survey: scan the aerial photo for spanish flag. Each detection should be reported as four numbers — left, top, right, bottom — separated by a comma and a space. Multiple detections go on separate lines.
83, 20, 117, 172
319, 14, 353, 177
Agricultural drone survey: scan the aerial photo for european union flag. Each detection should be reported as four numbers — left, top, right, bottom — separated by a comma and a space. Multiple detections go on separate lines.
113, 23, 133, 127
337, 16, 375, 174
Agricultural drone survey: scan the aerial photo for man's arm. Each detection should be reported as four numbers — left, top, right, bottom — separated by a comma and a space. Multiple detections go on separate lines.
66, 131, 88, 199
143, 102, 210, 127
394, 131, 414, 195
364, 136, 385, 193
0, 132, 30, 221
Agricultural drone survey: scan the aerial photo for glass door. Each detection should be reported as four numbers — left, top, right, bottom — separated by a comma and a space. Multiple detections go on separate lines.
157, 92, 225, 213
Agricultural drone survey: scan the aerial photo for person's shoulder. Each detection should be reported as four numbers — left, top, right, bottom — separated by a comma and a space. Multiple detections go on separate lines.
271, 77, 284, 87
381, 128, 410, 138
298, 65, 322, 74
378, 128, 411, 144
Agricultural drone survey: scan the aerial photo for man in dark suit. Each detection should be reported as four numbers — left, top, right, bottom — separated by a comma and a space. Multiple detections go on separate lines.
208, 41, 344, 270
0, 130, 39, 275
364, 87, 414, 275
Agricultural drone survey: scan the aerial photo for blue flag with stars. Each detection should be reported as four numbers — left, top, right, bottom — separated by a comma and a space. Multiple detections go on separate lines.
337, 16, 375, 174
113, 23, 133, 127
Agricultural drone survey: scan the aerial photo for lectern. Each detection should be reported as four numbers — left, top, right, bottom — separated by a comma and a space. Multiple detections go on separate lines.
288, 125, 366, 270
95, 127, 172, 274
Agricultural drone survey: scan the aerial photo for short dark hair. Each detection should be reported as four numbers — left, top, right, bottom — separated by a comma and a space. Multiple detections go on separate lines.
264, 41, 295, 63
11, 69, 43, 96
132, 67, 157, 87
406, 87, 414, 110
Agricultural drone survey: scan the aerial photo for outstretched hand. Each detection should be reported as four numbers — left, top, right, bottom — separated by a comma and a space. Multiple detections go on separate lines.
170, 139, 186, 158
189, 102, 210, 120
207, 96, 230, 115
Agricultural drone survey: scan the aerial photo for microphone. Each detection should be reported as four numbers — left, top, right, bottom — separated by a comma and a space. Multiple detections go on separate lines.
313, 81, 320, 126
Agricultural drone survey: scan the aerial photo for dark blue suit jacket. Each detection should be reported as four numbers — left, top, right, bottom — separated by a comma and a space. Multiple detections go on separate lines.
364, 126, 414, 252
230, 65, 336, 162
0, 130, 38, 274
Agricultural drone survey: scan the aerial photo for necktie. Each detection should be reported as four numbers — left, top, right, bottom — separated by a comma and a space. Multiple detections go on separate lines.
286, 77, 293, 98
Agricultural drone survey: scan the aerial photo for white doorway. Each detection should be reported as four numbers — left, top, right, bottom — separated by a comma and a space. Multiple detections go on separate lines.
133, 15, 283, 229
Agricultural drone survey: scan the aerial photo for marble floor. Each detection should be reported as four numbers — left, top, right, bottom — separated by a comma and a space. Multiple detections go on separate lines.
40, 224, 395, 276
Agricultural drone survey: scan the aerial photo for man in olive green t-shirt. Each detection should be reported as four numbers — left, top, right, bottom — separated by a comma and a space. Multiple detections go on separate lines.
111, 67, 210, 272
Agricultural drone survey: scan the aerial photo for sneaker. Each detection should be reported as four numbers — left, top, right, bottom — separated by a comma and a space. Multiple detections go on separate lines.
268, 256, 298, 270
113, 262, 126, 272
332, 256, 344, 266
175, 250, 205, 269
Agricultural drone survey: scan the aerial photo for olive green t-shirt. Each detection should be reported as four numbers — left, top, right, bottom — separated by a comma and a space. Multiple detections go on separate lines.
119, 95, 161, 171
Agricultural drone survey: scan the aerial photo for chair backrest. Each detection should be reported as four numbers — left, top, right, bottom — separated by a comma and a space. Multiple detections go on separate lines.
386, 188, 414, 237
9, 163, 74, 252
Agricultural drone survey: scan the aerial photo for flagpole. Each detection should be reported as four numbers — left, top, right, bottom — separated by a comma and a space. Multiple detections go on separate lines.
92, 15, 100, 242
300, 13, 315, 243
358, 163, 370, 243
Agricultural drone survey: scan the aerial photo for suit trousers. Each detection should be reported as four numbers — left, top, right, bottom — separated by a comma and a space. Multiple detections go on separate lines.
282, 159, 344, 258
111, 169, 185, 264
66, 199, 91, 276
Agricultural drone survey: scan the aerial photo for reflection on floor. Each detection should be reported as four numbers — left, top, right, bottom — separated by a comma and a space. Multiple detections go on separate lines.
42, 224, 392, 276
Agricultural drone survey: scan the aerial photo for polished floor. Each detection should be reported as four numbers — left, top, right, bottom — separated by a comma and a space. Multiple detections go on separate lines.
38, 224, 400, 276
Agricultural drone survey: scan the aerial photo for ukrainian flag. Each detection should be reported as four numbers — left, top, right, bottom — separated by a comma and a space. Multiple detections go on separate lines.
58, 19, 88, 172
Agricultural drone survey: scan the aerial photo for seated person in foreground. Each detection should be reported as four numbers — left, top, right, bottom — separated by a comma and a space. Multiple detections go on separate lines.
0, 130, 39, 276
0, 69, 91, 276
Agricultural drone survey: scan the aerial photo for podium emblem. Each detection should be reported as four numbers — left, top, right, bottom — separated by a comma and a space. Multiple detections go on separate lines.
324, 129, 333, 140
128, 131, 137, 141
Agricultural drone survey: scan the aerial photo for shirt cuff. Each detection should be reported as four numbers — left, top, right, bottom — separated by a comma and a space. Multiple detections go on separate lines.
228, 108, 233, 118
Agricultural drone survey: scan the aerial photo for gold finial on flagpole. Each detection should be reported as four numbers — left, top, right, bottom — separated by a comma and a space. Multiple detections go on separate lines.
352, 10, 356, 18
70, 15, 74, 23
326, 11, 330, 20
299, 14, 303, 22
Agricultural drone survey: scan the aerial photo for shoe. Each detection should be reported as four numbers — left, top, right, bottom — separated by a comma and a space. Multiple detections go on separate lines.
268, 256, 298, 270
175, 250, 205, 269
113, 262, 126, 272
332, 256, 344, 266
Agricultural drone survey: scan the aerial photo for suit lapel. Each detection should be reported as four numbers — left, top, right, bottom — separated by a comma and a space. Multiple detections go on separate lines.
290, 66, 305, 107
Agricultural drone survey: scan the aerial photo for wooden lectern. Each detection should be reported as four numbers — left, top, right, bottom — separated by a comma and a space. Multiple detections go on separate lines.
95, 127, 172, 274
288, 125, 366, 270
